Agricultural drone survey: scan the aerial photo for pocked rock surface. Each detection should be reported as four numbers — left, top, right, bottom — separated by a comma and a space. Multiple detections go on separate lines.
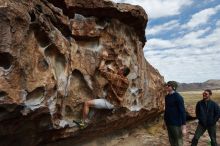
0, 0, 165, 145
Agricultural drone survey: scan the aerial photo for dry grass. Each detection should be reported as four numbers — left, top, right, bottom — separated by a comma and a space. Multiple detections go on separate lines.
179, 89, 220, 106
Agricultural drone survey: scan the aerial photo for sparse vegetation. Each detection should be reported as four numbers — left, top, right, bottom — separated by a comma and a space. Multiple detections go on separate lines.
180, 89, 220, 106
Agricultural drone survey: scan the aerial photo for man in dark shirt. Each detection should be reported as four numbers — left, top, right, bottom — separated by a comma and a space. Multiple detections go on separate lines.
164, 81, 186, 146
191, 89, 220, 146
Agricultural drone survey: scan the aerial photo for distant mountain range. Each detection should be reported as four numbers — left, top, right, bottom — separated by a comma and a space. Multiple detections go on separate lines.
177, 79, 220, 92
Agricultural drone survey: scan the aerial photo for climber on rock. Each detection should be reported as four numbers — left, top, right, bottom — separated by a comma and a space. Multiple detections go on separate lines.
73, 50, 130, 129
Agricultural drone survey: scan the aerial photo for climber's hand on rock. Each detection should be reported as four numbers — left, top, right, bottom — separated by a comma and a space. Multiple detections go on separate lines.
162, 123, 166, 130
101, 50, 108, 59
182, 125, 187, 135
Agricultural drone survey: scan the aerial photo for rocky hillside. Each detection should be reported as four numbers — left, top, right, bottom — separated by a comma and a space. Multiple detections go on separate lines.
178, 79, 220, 92
0, 0, 165, 146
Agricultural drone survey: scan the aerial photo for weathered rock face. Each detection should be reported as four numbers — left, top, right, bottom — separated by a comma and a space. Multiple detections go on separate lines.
0, 0, 165, 145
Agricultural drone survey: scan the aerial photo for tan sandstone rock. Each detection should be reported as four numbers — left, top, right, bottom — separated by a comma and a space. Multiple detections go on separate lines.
0, 0, 165, 145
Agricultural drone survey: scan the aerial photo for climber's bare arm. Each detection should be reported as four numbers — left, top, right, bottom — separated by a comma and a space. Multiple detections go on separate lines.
98, 51, 109, 80
118, 96, 123, 102
99, 50, 108, 71
99, 60, 106, 71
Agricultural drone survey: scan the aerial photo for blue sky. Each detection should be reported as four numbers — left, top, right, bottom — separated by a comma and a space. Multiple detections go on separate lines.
113, 0, 220, 83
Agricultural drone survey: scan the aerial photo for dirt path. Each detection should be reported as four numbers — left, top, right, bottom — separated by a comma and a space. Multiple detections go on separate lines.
77, 116, 220, 146
108, 120, 220, 146
77, 91, 220, 146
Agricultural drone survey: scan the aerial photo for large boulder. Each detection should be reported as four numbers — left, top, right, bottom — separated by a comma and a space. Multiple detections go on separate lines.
0, 0, 165, 145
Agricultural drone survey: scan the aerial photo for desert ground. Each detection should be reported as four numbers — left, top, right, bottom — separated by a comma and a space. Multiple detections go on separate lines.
76, 90, 220, 146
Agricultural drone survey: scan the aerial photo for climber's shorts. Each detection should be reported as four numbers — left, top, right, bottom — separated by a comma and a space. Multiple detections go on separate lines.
93, 99, 114, 109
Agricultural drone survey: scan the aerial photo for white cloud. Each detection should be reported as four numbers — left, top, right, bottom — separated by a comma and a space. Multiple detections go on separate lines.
112, 0, 193, 19
145, 46, 220, 83
147, 39, 175, 50
216, 20, 220, 26
146, 27, 212, 51
175, 27, 212, 48
144, 25, 220, 82
147, 20, 180, 35
183, 5, 220, 29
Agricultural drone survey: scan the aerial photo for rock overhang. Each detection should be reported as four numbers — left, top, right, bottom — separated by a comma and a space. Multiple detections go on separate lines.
47, 0, 148, 45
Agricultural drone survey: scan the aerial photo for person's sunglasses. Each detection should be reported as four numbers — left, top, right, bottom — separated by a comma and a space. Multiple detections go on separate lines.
203, 92, 208, 96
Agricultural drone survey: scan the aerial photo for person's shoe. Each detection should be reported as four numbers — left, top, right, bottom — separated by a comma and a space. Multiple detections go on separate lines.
112, 106, 120, 113
73, 120, 88, 129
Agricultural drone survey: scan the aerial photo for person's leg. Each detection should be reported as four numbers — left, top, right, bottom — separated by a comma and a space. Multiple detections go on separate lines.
166, 125, 176, 146
167, 125, 182, 146
207, 125, 217, 146
83, 100, 96, 122
173, 126, 183, 146
83, 99, 114, 122
191, 124, 206, 146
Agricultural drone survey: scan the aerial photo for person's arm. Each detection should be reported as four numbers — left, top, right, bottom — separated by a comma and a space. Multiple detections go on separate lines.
98, 50, 109, 71
98, 60, 110, 80
176, 93, 186, 134
116, 92, 123, 103
177, 94, 186, 125
195, 102, 200, 118
98, 50, 109, 78
99, 60, 106, 70
110, 76, 129, 105
214, 103, 220, 122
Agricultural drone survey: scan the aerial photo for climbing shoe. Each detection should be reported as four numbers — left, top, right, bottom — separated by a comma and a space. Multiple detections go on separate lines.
73, 120, 87, 129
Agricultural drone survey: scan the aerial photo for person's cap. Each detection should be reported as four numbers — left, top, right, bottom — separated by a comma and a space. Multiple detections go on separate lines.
166, 81, 178, 90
